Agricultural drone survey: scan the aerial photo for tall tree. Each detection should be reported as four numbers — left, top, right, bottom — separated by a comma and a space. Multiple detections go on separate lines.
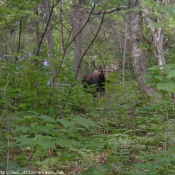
72, 0, 83, 78
142, 1, 166, 65
141, 0, 175, 104
128, 0, 155, 96
45, 0, 58, 87
34, 5, 40, 58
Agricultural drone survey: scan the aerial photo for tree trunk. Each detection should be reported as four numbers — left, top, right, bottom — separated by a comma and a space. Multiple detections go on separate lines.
154, 28, 166, 65
34, 6, 40, 57
72, 0, 83, 78
142, 4, 166, 65
142, 1, 175, 105
128, 0, 154, 96
45, 0, 57, 87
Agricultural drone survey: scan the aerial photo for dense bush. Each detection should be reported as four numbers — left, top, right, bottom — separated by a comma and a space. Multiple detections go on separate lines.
1, 60, 175, 174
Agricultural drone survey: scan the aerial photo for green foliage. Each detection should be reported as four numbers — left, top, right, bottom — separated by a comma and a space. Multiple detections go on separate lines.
1, 58, 175, 174
0, 0, 175, 174
144, 64, 175, 93
141, 0, 175, 20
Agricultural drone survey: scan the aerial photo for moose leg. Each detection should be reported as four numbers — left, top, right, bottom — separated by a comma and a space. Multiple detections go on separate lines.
100, 90, 105, 97
98, 84, 105, 97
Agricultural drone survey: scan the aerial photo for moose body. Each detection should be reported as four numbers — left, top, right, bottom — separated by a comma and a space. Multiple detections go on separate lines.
82, 60, 120, 97
82, 70, 108, 96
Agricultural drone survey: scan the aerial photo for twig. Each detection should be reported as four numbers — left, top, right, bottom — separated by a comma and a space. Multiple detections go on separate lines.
75, 12, 105, 80
164, 30, 175, 45
90, 57, 99, 70
35, 0, 60, 57
15, 17, 23, 64
85, 5, 128, 15
52, 3, 97, 82
122, 14, 128, 86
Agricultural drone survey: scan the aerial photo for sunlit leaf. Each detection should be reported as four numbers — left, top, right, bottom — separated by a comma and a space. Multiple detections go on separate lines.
34, 135, 56, 150
157, 83, 175, 93
36, 115, 55, 123
74, 116, 96, 129
56, 139, 75, 149
168, 70, 175, 78
57, 119, 75, 128
15, 135, 36, 147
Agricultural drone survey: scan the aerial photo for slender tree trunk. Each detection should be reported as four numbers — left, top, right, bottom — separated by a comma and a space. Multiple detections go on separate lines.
34, 6, 40, 57
142, 4, 166, 65
122, 14, 128, 86
45, 0, 57, 87
72, 0, 83, 78
15, 18, 23, 64
154, 28, 165, 65
128, 0, 155, 96
142, 1, 175, 105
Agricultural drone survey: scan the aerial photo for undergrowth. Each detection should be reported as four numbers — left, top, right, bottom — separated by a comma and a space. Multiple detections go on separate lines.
0, 65, 175, 175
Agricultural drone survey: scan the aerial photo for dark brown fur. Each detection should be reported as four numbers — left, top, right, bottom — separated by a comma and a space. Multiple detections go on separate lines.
82, 70, 108, 96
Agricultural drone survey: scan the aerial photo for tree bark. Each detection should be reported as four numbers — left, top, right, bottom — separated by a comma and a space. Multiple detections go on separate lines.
142, 4, 166, 65
45, 0, 57, 87
154, 28, 165, 65
128, 0, 154, 96
72, 0, 83, 78
142, 0, 175, 105
34, 6, 40, 57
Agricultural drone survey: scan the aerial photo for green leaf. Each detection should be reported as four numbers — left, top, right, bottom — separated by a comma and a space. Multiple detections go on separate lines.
141, 0, 157, 7
142, 72, 153, 79
37, 126, 50, 133
38, 124, 57, 136
56, 139, 75, 149
168, 8, 175, 20
15, 135, 36, 147
15, 126, 31, 133
149, 65, 162, 71
74, 116, 96, 129
168, 70, 175, 78
35, 135, 55, 150
157, 83, 175, 93
153, 75, 162, 81
57, 119, 75, 128
37, 140, 55, 150
163, 64, 175, 69
151, 21, 165, 28
149, 64, 175, 71
36, 115, 55, 123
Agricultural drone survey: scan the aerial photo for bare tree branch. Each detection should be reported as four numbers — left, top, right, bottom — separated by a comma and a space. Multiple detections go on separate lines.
122, 14, 128, 86
15, 17, 23, 64
90, 57, 99, 70
52, 3, 97, 82
75, 12, 105, 80
85, 5, 128, 15
35, 0, 61, 57
164, 30, 175, 45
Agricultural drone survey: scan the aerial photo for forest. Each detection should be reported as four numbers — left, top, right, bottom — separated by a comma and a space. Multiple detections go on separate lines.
1, 0, 175, 174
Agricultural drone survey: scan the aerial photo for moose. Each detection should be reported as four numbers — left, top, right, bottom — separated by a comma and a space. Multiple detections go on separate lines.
82, 60, 119, 97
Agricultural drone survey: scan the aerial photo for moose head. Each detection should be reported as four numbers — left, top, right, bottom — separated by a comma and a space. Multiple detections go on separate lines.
82, 60, 120, 97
